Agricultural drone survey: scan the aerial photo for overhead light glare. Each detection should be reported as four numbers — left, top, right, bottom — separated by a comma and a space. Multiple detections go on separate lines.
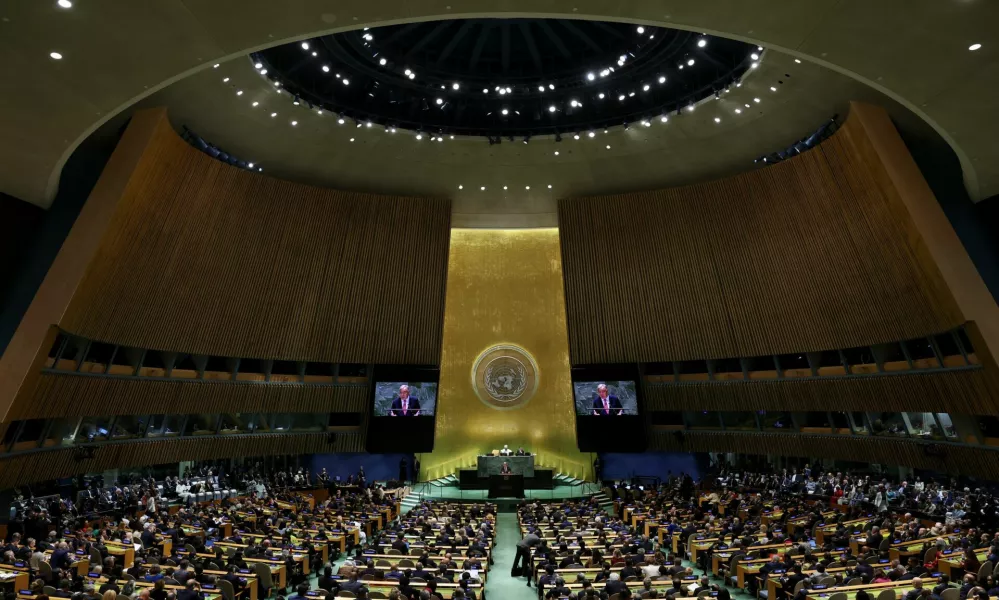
643, 84, 650, 91
794, 58, 802, 64
322, 65, 330, 72
379, 58, 388, 66
636, 26, 645, 34
660, 116, 668, 123
254, 62, 262, 69
301, 42, 310, 50
452, 82, 460, 90
714, 117, 721, 123
751, 53, 759, 60
549, 105, 557, 113
658, 76, 666, 84
969, 43, 982, 51
687, 59, 695, 66
291, 120, 298, 126
501, 108, 509, 115
436, 98, 443, 105
697, 38, 707, 48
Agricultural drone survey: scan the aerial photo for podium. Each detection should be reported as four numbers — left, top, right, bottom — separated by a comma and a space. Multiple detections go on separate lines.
488, 474, 525, 498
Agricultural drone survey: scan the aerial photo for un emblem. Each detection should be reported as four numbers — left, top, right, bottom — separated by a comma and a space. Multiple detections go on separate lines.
471, 344, 539, 410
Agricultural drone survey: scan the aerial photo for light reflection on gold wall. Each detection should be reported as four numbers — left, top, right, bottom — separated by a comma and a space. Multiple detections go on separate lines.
422, 228, 591, 480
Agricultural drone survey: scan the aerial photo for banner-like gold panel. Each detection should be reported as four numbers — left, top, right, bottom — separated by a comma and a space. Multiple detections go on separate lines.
421, 228, 590, 480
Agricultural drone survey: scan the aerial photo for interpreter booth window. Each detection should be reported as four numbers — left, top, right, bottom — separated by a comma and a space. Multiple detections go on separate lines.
829, 411, 852, 434
934, 413, 958, 439
685, 410, 721, 429
75, 416, 112, 443
850, 412, 870, 434
934, 332, 965, 366
43, 417, 81, 447
272, 413, 327, 432
799, 411, 831, 431
760, 411, 793, 431
721, 411, 757, 430
219, 413, 255, 434
904, 337, 940, 369
111, 415, 147, 440
248, 413, 272, 433
146, 414, 185, 438
184, 414, 219, 436
9, 419, 45, 452
868, 412, 908, 436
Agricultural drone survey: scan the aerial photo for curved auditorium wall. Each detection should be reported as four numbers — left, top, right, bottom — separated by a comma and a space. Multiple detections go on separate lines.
558, 107, 965, 366
58, 110, 451, 365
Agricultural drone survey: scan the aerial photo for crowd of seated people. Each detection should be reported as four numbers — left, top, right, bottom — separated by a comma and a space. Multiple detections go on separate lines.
1, 470, 402, 600
523, 467, 999, 600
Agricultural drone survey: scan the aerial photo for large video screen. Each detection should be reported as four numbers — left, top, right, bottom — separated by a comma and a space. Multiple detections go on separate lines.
573, 381, 639, 416
373, 382, 437, 417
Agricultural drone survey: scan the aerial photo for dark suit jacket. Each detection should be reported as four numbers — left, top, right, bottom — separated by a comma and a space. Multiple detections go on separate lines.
592, 395, 624, 415
390, 397, 421, 416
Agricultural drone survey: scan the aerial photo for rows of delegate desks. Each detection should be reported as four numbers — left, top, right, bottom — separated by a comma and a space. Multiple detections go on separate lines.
532, 497, 972, 600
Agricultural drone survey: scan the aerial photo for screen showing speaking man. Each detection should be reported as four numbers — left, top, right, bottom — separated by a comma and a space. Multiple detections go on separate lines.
373, 382, 437, 417
573, 381, 638, 416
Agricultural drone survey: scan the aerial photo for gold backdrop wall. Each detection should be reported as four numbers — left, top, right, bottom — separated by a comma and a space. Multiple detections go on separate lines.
422, 229, 590, 481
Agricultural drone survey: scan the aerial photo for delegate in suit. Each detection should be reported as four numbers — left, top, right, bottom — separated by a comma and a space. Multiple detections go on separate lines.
591, 383, 624, 415
389, 384, 422, 416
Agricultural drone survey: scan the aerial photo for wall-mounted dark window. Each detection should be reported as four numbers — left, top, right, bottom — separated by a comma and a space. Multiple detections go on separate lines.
238, 358, 264, 374
649, 411, 684, 426
713, 358, 743, 377
904, 337, 938, 364
645, 362, 673, 376
339, 363, 367, 378
802, 412, 830, 428
686, 410, 720, 429
778, 353, 809, 371
760, 411, 792, 431
829, 411, 851, 430
305, 362, 334, 376
957, 328, 975, 355
678, 360, 709, 375
272, 360, 299, 376
204, 355, 230, 373
721, 411, 756, 430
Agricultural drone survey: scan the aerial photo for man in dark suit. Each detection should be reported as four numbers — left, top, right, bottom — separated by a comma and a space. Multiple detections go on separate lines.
603, 573, 629, 597
591, 384, 624, 415
177, 580, 203, 600
389, 385, 421, 416
500, 462, 513, 474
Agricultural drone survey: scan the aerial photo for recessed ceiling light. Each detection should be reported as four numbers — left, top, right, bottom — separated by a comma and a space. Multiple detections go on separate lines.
606, 145, 611, 149
969, 43, 982, 51
588, 131, 595, 138
751, 53, 759, 61
248, 163, 254, 168
49, 51, 63, 60
643, 84, 650, 92
258, 167, 263, 172
501, 109, 509, 115
450, 135, 455, 139
636, 26, 645, 34
538, 85, 545, 92
458, 185, 463, 189
379, 58, 387, 66
753, 97, 761, 103
252, 101, 259, 107
598, 93, 605, 99
312, 51, 317, 57
259, 69, 267, 75
291, 120, 298, 126
223, 77, 229, 83
322, 65, 330, 72
342, 79, 349, 85
751, 62, 759, 69
525, 186, 530, 190
236, 90, 243, 96
687, 105, 695, 112
316, 109, 323, 115
570, 99, 579, 107
301, 42, 310, 50
745, 103, 750, 108
658, 76, 666, 84
480, 186, 486, 191
687, 59, 695, 66
337, 118, 344, 124
642, 121, 651, 127
365, 121, 372, 127
350, 138, 355, 142
506, 87, 512, 93
587, 72, 595, 81
57, 0, 72, 7
271, 112, 277, 117
452, 83, 460, 90
416, 134, 423, 140
293, 100, 300, 105
697, 38, 707, 48
573, 134, 580, 140
436, 98, 443, 105
549, 83, 555, 90
408, 73, 415, 79
735, 108, 741, 114
213, 64, 219, 69
255, 63, 263, 69
770, 86, 777, 92
549, 105, 557, 113
714, 117, 721, 123
503, 186, 508, 190
548, 184, 552, 189
794, 59, 802, 63
618, 95, 625, 101
660, 116, 668, 123
554, 151, 560, 156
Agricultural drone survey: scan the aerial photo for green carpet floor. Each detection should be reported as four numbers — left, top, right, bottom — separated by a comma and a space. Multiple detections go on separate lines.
485, 510, 538, 600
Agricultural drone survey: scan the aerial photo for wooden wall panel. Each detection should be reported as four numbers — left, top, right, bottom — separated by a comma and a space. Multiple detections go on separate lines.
559, 111, 964, 365
58, 112, 450, 365
0, 432, 362, 489
645, 369, 995, 415
650, 430, 999, 480
10, 373, 368, 420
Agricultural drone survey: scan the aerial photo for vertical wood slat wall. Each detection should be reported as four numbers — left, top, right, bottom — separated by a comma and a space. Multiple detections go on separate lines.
0, 432, 362, 490
57, 119, 451, 365
644, 369, 993, 415
558, 112, 964, 365
11, 373, 369, 420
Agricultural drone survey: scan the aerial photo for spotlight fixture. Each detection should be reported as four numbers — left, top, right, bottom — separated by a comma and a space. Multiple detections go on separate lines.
570, 99, 579, 107
301, 42, 310, 50
606, 145, 611, 149
753, 97, 761, 103
312, 52, 317, 57
751, 52, 759, 60
338, 118, 345, 124
408, 73, 416, 79
660, 115, 668, 123
252, 101, 259, 107
458, 185, 463, 189
637, 26, 645, 34
213, 64, 219, 68
770, 86, 777, 92
735, 108, 742, 114
618, 95, 625, 101
480, 186, 486, 191
587, 131, 595, 138
270, 112, 278, 117
504, 186, 508, 190
58, 0, 73, 7
416, 134, 423, 140
658, 76, 666, 84
436, 98, 443, 105
549, 83, 555, 90
587, 72, 595, 81
969, 43, 982, 51
697, 38, 707, 48
223, 77, 230, 83
248, 162, 254, 168
548, 184, 552, 189
687, 59, 695, 66
549, 105, 557, 113
342, 79, 349, 85
350, 138, 355, 142
255, 62, 263, 69
452, 82, 460, 90
598, 93, 605, 99
794, 59, 802, 64
714, 117, 721, 123
322, 65, 330, 72
751, 62, 759, 69
643, 84, 650, 92
291, 120, 298, 126
501, 108, 509, 115
573, 134, 580, 140
554, 151, 560, 156
379, 58, 388, 65
525, 186, 531, 190
642, 120, 651, 127
538, 85, 545, 92
260, 69, 267, 75
236, 90, 243, 96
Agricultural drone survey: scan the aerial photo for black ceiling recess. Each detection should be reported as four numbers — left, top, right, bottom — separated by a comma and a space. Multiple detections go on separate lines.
253, 19, 758, 139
